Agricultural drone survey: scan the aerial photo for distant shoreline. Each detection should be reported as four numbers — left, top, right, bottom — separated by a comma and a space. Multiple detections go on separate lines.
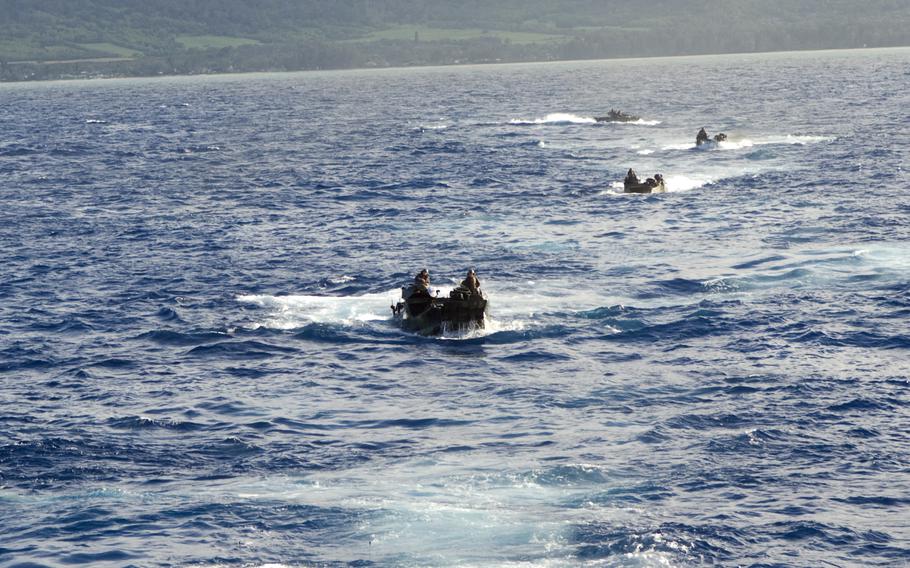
2, 44, 907, 85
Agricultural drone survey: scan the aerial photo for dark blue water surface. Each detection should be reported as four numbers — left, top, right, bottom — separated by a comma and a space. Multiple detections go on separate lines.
2, 48, 909, 567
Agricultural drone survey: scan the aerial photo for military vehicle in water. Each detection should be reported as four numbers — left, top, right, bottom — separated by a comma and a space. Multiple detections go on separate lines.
696, 128, 728, 147
595, 109, 640, 122
623, 169, 666, 194
624, 178, 667, 194
393, 283, 487, 335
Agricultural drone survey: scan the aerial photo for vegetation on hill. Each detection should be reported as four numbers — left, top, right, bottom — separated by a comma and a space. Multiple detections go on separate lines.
1, 0, 907, 80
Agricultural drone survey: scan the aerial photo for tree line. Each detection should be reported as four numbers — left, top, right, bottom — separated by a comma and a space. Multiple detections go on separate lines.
1, 0, 907, 81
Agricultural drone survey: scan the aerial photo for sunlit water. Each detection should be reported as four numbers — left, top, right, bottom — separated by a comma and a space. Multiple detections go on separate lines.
1, 48, 909, 567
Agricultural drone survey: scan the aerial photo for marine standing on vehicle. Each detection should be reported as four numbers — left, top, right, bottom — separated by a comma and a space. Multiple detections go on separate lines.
462, 269, 480, 294
413, 268, 431, 296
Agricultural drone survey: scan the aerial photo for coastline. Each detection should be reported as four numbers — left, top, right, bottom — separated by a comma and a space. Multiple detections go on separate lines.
2, 44, 908, 85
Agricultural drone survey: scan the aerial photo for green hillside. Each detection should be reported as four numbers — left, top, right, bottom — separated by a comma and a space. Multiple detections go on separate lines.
1, 0, 907, 80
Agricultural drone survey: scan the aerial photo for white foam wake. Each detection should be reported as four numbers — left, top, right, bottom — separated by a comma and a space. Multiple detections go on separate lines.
663, 133, 834, 151
606, 174, 712, 194
510, 113, 596, 125
701, 246, 910, 295
611, 118, 662, 126
216, 463, 682, 568
852, 246, 910, 272
238, 291, 397, 329
718, 139, 755, 150
753, 134, 836, 145
237, 277, 639, 337
238, 284, 535, 337
509, 113, 661, 126
664, 174, 713, 192
662, 140, 754, 151
415, 122, 450, 131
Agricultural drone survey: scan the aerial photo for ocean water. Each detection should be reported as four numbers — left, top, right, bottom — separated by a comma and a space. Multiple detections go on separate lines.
1, 48, 909, 567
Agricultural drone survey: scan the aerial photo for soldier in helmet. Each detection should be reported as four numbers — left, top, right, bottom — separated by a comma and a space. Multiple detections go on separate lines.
461, 269, 481, 295
412, 268, 431, 296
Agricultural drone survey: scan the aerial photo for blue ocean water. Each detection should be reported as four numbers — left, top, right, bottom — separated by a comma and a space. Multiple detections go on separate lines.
1, 47, 909, 567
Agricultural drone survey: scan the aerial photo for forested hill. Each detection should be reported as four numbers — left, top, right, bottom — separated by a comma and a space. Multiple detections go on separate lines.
2, 0, 908, 81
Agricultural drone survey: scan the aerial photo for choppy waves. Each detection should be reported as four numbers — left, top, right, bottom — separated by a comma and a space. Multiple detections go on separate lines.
2, 49, 910, 567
